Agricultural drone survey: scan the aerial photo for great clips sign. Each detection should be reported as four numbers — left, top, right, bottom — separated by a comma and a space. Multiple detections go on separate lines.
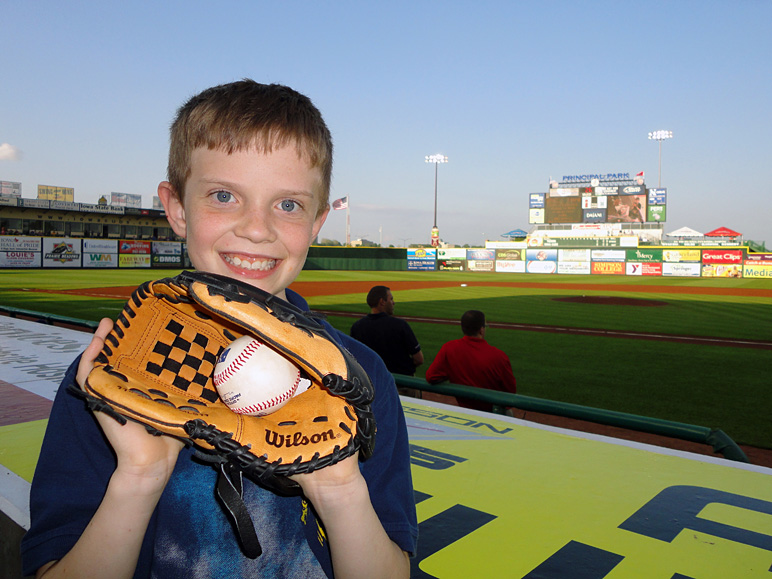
702, 250, 743, 264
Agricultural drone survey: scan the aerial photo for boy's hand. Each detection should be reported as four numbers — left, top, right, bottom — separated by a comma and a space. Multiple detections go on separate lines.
77, 318, 183, 493
291, 454, 362, 502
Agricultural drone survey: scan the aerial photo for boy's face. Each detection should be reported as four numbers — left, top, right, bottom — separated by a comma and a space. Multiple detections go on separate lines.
159, 145, 329, 300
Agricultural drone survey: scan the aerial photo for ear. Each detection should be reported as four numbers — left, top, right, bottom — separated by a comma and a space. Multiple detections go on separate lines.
158, 181, 187, 239
311, 203, 330, 240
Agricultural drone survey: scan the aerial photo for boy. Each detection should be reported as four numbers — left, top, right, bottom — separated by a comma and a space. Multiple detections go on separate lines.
21, 80, 418, 578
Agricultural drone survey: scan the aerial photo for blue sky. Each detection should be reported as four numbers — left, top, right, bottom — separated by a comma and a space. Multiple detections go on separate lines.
2, 1, 770, 246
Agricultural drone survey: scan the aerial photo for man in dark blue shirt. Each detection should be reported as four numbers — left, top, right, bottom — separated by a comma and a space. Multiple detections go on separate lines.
351, 286, 423, 397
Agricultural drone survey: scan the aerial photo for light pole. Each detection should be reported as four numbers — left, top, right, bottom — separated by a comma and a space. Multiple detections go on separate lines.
425, 153, 448, 247
648, 130, 673, 187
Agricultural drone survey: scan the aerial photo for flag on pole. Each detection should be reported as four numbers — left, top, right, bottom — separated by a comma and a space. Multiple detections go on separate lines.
636, 171, 644, 178
332, 196, 348, 210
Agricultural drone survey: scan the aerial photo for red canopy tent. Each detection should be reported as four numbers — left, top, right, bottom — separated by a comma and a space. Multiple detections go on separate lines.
705, 227, 742, 237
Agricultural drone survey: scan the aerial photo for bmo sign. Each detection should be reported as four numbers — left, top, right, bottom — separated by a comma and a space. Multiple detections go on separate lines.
702, 250, 743, 264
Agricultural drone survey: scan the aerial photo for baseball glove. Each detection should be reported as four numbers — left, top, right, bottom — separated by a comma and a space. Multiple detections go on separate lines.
77, 270, 375, 557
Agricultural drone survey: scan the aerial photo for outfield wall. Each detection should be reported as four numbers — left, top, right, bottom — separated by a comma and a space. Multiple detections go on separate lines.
0, 236, 189, 269
3, 235, 771, 278
432, 245, 772, 278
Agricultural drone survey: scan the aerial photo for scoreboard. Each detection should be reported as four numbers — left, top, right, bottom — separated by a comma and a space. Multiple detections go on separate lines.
531, 175, 667, 225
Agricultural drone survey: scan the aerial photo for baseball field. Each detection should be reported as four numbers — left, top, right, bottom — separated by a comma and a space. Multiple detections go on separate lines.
1, 268, 770, 451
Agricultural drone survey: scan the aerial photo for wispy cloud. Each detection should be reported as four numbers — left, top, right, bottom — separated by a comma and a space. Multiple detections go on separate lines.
0, 143, 22, 161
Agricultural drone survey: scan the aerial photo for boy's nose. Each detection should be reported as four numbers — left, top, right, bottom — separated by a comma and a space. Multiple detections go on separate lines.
232, 206, 277, 244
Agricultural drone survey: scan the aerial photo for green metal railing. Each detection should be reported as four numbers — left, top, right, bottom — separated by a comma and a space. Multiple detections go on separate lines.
393, 374, 749, 464
0, 305, 100, 330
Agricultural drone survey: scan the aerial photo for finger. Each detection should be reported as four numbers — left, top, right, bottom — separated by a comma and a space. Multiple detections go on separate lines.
76, 318, 114, 386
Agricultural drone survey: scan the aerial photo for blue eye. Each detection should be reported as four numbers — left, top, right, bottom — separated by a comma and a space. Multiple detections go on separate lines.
215, 191, 233, 203
279, 199, 298, 212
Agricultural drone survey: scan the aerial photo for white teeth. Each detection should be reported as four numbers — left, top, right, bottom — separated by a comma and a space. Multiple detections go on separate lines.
224, 255, 275, 271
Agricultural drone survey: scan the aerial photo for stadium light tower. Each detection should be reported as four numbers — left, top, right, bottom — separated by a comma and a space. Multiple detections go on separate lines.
648, 130, 673, 187
425, 153, 448, 247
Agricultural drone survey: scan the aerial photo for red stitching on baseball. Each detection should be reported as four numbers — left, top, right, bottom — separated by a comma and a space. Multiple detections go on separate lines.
231, 378, 298, 415
214, 338, 263, 385
214, 337, 301, 415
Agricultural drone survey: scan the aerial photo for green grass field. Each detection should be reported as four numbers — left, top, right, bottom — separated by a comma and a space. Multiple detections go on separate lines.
2, 268, 771, 449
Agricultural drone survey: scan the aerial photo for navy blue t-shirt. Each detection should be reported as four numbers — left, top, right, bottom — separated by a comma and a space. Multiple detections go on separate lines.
21, 289, 418, 578
350, 313, 421, 376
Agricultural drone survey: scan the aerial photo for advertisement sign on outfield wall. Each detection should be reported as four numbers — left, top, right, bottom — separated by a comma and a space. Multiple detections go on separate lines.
120, 240, 151, 254
437, 248, 467, 270
83, 239, 118, 253
495, 249, 524, 260
626, 248, 663, 262
152, 241, 183, 255
42, 238, 81, 268
0, 251, 40, 267
626, 262, 662, 276
495, 260, 525, 273
559, 249, 591, 262
591, 250, 626, 262
525, 248, 557, 274
83, 240, 118, 268
592, 262, 625, 275
663, 249, 701, 262
557, 261, 591, 274
662, 262, 701, 277
438, 259, 465, 271
702, 250, 743, 264
743, 264, 772, 277
83, 253, 118, 268
745, 253, 772, 263
152, 254, 184, 267
701, 263, 742, 278
0, 236, 42, 252
467, 249, 495, 261
119, 254, 151, 268
467, 260, 494, 272
438, 248, 467, 259
407, 248, 436, 271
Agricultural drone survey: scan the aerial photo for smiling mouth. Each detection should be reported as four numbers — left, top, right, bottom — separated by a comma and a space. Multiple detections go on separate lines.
223, 254, 277, 272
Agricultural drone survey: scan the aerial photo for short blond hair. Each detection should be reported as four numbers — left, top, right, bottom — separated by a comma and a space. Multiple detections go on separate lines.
167, 80, 332, 214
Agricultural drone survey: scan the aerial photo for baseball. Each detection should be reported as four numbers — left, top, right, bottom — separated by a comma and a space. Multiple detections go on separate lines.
213, 335, 307, 416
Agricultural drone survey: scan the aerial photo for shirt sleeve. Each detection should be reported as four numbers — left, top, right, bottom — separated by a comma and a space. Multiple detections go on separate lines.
400, 320, 422, 356
335, 332, 419, 556
425, 345, 449, 384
